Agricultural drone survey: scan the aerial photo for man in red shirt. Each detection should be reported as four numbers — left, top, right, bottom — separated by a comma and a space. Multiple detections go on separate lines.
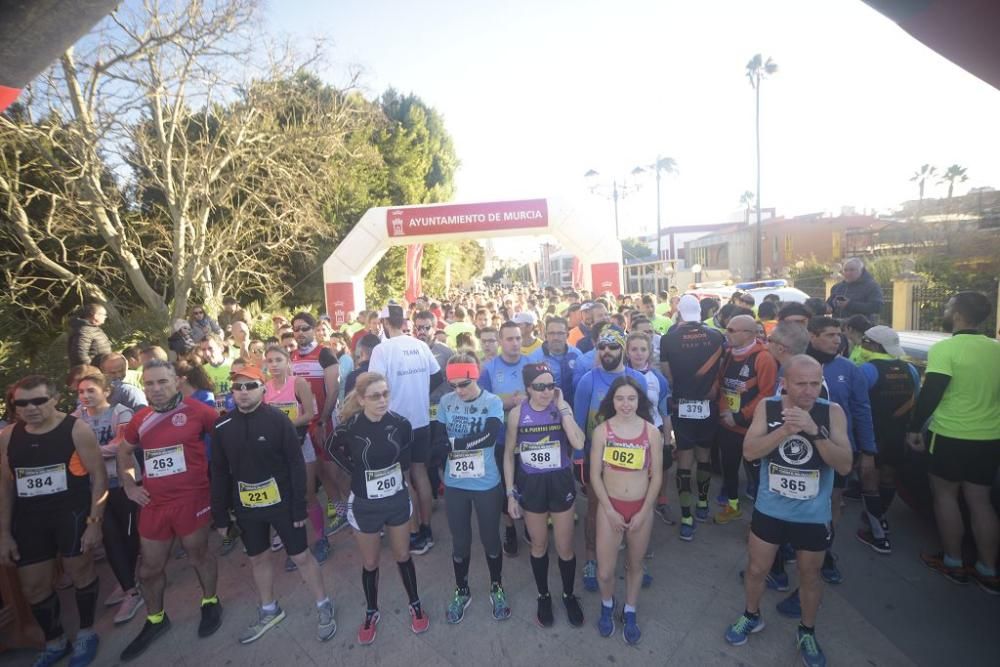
116, 360, 223, 661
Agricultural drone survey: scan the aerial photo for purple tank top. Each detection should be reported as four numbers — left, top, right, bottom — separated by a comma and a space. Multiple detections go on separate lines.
516, 399, 571, 475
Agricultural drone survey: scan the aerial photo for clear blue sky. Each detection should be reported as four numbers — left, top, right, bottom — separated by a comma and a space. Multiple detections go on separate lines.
266, 0, 1000, 256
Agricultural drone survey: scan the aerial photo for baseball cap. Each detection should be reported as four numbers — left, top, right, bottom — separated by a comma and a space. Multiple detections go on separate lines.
677, 294, 701, 323
230, 365, 266, 382
513, 311, 537, 326
863, 325, 904, 358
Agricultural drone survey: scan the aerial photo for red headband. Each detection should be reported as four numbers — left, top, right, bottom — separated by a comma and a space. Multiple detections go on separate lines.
446, 363, 480, 381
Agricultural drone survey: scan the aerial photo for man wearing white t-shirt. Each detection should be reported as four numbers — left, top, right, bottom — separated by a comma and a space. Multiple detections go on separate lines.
368, 304, 443, 555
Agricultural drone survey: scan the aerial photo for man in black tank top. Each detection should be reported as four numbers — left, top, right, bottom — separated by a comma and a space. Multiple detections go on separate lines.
0, 375, 108, 667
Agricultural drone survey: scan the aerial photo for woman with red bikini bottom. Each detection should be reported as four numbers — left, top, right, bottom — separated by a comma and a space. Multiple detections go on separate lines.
589, 376, 663, 646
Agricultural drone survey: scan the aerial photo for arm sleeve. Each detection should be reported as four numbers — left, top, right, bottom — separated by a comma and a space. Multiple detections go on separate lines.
573, 374, 592, 434
122, 412, 141, 446
281, 413, 308, 522
454, 416, 503, 450
656, 371, 670, 417
318, 347, 338, 369
860, 363, 878, 390
125, 384, 148, 408
209, 424, 232, 529
429, 369, 445, 393
326, 422, 354, 475
398, 419, 413, 472
849, 366, 877, 453
737, 353, 777, 429
908, 372, 950, 432
367, 346, 386, 377
846, 282, 884, 317
72, 329, 92, 365
478, 363, 493, 392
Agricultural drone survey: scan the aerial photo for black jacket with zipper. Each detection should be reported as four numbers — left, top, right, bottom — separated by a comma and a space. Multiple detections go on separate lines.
210, 402, 307, 528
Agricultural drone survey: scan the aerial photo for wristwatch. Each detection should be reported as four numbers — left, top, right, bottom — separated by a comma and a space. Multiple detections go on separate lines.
807, 426, 830, 442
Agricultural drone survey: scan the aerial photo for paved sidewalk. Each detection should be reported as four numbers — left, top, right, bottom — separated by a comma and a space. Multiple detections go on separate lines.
2, 485, 995, 666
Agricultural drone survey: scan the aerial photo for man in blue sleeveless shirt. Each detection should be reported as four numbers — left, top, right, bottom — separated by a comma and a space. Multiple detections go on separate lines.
724, 356, 852, 667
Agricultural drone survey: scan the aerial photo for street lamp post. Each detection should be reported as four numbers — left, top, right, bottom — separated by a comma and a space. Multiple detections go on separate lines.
746, 53, 778, 280
586, 169, 640, 240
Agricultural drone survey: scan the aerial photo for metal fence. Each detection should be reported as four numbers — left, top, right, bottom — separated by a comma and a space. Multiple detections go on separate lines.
911, 278, 999, 334
878, 282, 893, 326
911, 284, 949, 332
792, 276, 826, 299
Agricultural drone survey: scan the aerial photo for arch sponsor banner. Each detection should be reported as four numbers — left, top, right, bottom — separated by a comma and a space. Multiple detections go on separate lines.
325, 282, 355, 326
591, 262, 622, 297
387, 199, 548, 238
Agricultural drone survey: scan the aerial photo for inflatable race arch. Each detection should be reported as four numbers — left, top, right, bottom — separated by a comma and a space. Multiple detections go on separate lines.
322, 198, 622, 324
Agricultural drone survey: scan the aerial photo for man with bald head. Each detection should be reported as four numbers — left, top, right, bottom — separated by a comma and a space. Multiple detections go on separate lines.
715, 315, 778, 524
100, 353, 148, 412
724, 355, 852, 666
826, 257, 883, 320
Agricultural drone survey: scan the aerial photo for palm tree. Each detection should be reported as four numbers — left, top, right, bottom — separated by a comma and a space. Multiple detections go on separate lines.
939, 164, 968, 199
747, 54, 778, 279
740, 190, 755, 224
910, 164, 937, 219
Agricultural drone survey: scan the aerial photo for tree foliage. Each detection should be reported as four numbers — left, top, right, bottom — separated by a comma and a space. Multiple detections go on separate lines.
0, 0, 465, 383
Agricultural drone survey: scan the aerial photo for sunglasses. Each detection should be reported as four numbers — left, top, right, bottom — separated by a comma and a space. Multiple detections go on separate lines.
449, 379, 474, 389
232, 381, 263, 392
13, 396, 51, 408
293, 325, 313, 332
365, 390, 390, 400
415, 325, 433, 332
597, 343, 622, 351
726, 328, 755, 334
530, 382, 557, 392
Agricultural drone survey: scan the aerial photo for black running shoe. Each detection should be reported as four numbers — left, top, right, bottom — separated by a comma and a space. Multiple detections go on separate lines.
536, 593, 553, 628
198, 600, 223, 638
562, 593, 584, 628
120, 615, 171, 662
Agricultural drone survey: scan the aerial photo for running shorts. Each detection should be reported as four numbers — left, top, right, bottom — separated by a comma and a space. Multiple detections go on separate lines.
138, 490, 212, 542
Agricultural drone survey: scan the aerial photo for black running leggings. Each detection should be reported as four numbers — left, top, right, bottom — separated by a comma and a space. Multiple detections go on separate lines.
103, 487, 140, 591
444, 483, 503, 560
718, 427, 746, 502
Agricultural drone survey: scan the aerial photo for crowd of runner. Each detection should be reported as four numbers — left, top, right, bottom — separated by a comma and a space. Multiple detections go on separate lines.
1, 268, 998, 667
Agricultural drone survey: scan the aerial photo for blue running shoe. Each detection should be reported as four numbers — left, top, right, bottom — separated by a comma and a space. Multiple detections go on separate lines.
716, 492, 728, 507
312, 538, 330, 565
641, 562, 653, 589
780, 543, 796, 564
797, 627, 827, 667
68, 632, 99, 667
738, 570, 790, 592
724, 612, 765, 646
776, 589, 801, 619
32, 640, 71, 667
622, 610, 641, 645
679, 521, 696, 542
821, 553, 842, 584
694, 504, 710, 522
597, 600, 615, 638
583, 559, 598, 592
